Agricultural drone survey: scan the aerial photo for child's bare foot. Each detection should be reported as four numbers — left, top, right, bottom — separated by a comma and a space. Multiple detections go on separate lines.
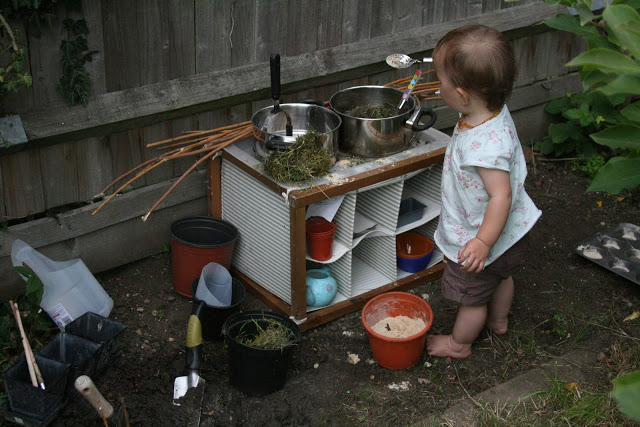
426, 335, 472, 359
486, 317, 508, 335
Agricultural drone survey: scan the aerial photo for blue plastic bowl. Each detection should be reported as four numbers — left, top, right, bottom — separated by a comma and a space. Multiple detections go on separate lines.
397, 251, 433, 273
396, 233, 434, 273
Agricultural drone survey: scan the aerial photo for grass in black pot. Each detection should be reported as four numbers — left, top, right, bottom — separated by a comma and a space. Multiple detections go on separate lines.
235, 317, 297, 350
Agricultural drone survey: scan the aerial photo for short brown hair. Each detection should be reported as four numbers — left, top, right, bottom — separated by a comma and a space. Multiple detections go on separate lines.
433, 25, 516, 111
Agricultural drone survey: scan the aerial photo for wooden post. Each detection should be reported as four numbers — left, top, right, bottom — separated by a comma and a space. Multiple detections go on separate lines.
289, 205, 307, 322
207, 155, 222, 218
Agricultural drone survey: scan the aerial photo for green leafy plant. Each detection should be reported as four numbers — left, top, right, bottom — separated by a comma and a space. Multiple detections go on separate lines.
551, 312, 570, 338
1, 0, 94, 107
571, 153, 607, 177
0, 10, 32, 105
612, 370, 640, 421
540, 0, 640, 193
56, 18, 96, 105
536, 91, 623, 157
8, 266, 52, 335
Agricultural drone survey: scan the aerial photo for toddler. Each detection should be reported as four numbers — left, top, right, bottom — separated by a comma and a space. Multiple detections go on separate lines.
427, 25, 541, 359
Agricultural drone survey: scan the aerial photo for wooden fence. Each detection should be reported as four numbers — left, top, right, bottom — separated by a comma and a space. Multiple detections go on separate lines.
0, 0, 584, 294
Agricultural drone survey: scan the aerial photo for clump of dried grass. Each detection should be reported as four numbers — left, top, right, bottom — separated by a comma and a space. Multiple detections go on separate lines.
236, 317, 297, 350
263, 129, 332, 182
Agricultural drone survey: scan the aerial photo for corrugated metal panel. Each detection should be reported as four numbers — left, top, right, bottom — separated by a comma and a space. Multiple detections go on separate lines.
221, 161, 293, 303
416, 217, 439, 241
353, 235, 396, 281
351, 255, 393, 296
332, 193, 356, 247
330, 251, 352, 298
355, 181, 403, 232
404, 164, 442, 202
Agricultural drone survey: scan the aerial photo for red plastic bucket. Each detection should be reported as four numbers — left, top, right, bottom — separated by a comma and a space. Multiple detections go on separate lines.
361, 292, 433, 369
306, 217, 337, 261
170, 217, 239, 297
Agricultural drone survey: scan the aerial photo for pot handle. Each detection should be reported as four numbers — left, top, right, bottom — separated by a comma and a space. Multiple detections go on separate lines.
270, 53, 281, 107
296, 98, 325, 107
405, 107, 437, 132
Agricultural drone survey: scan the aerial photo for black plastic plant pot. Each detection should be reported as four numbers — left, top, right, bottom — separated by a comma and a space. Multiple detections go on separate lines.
223, 311, 301, 396
190, 278, 246, 341
2, 354, 70, 423
37, 332, 101, 397
64, 312, 127, 375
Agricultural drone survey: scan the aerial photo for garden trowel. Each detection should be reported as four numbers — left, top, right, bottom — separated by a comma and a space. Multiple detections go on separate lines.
75, 375, 130, 426
173, 300, 206, 425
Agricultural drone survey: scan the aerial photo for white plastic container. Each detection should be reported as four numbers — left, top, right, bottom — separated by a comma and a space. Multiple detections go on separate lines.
11, 239, 114, 328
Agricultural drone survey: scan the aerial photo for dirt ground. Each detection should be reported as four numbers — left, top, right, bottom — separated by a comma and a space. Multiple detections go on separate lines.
12, 159, 640, 426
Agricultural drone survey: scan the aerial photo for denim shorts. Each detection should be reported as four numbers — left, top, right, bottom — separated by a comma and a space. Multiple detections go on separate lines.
441, 234, 530, 307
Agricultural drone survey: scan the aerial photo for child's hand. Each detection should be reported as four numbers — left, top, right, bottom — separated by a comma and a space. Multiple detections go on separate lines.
458, 238, 490, 273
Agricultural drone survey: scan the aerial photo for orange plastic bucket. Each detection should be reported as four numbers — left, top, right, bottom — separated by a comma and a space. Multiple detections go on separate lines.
170, 217, 239, 297
361, 292, 433, 369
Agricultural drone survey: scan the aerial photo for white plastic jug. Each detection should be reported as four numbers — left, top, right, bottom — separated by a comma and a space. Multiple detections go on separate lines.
11, 239, 114, 328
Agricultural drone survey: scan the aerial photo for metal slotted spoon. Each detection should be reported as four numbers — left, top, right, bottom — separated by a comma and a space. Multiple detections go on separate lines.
386, 53, 433, 69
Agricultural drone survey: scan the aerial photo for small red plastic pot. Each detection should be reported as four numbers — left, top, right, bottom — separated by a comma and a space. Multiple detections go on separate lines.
306, 217, 337, 261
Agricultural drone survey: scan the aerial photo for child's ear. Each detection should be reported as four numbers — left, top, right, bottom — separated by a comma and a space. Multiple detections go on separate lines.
456, 87, 470, 105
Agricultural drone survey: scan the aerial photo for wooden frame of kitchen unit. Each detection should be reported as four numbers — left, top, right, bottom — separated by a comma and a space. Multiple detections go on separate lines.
207, 146, 446, 331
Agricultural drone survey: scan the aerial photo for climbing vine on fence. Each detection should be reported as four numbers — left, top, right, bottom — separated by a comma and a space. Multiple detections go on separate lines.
0, 0, 95, 106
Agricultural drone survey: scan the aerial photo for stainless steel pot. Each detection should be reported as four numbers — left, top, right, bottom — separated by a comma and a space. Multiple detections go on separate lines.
329, 85, 437, 158
251, 103, 342, 161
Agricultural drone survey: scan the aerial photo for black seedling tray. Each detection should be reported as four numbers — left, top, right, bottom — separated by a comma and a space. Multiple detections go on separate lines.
38, 332, 101, 397
64, 312, 127, 375
2, 354, 69, 425
2, 312, 127, 425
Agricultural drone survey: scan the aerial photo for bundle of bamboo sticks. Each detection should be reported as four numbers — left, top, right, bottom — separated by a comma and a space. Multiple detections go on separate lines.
91, 122, 253, 221
384, 69, 441, 100
9, 300, 45, 390
92, 76, 441, 221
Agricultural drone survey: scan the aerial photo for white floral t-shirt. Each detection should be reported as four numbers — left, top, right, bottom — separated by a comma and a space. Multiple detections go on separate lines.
434, 105, 541, 266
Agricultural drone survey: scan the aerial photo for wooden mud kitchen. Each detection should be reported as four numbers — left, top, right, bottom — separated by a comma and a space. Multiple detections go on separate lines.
207, 127, 449, 331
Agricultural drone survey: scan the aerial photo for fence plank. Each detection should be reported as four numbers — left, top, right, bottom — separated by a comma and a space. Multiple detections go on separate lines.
26, 19, 64, 106
108, 129, 146, 188
101, 0, 140, 91
39, 142, 79, 209
195, 1, 232, 71
342, 0, 372, 43
82, 0, 107, 96
0, 150, 45, 218
318, 0, 345, 49
76, 136, 114, 201
287, 2, 320, 55
230, 0, 257, 66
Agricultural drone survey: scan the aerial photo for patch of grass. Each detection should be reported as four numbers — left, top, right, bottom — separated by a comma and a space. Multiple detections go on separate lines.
473, 342, 640, 426
476, 376, 626, 426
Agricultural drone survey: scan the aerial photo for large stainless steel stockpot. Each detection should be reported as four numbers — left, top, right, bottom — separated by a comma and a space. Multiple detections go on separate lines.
251, 103, 342, 162
329, 86, 436, 158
